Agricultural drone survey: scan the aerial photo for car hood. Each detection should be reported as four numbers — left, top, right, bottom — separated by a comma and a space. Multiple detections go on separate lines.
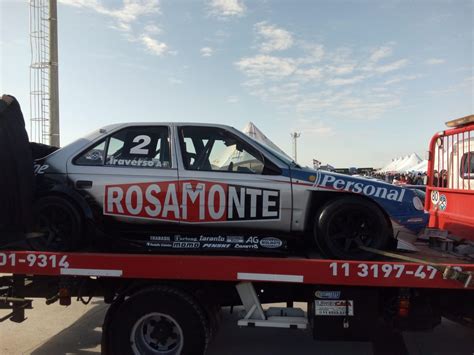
289, 167, 428, 233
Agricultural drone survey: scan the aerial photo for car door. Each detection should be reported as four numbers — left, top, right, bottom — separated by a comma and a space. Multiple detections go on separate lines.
175, 124, 292, 236
67, 124, 179, 232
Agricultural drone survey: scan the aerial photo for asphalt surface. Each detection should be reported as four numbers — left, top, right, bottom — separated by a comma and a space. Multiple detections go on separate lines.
1, 299, 473, 355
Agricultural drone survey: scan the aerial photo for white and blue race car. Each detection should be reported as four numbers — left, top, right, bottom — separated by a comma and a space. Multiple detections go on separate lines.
33, 122, 428, 259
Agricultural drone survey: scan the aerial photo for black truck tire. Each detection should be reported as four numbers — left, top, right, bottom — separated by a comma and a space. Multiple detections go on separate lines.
104, 286, 210, 355
314, 196, 392, 260
29, 196, 83, 251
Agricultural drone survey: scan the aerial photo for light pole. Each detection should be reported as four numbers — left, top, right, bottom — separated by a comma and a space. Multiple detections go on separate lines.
290, 132, 301, 162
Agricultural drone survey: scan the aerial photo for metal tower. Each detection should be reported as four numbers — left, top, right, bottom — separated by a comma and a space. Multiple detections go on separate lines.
29, 0, 60, 146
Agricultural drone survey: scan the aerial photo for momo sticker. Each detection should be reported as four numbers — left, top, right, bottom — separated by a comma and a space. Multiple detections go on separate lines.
104, 180, 280, 223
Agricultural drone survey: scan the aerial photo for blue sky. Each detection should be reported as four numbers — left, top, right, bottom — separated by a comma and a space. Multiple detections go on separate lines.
1, 0, 472, 167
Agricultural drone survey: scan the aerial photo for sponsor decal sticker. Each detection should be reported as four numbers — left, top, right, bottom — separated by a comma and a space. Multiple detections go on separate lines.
431, 190, 440, 205
172, 241, 200, 249
259, 237, 283, 249
104, 180, 280, 223
314, 173, 406, 202
439, 194, 447, 211
315, 291, 341, 299
33, 163, 49, 175
226, 236, 245, 243
142, 234, 286, 251
107, 156, 169, 168
315, 300, 354, 316
150, 236, 171, 242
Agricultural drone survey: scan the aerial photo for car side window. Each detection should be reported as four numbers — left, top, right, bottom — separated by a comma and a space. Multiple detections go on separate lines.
179, 126, 265, 174
75, 126, 171, 168
75, 141, 106, 166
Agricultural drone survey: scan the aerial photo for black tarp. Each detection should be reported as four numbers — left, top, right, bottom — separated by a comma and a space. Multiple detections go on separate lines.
30, 142, 59, 160
0, 96, 35, 234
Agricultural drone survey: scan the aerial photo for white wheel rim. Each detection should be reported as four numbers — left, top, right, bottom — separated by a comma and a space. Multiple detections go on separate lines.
130, 312, 184, 355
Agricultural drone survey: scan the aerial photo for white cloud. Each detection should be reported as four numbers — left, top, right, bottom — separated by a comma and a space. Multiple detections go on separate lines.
303, 44, 325, 63
295, 67, 323, 80
59, 0, 161, 31
426, 58, 446, 65
242, 78, 264, 87
326, 75, 365, 86
384, 74, 421, 85
295, 90, 400, 119
236, 31, 414, 120
207, 0, 246, 18
59, 0, 172, 57
140, 34, 168, 56
303, 125, 334, 136
369, 46, 393, 62
168, 77, 183, 85
255, 22, 293, 53
144, 24, 161, 35
235, 55, 297, 79
374, 59, 408, 73
226, 96, 239, 103
327, 64, 355, 75
200, 47, 214, 57
427, 76, 473, 95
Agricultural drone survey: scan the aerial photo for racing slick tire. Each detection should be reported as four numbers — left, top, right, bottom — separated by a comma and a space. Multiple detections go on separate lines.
104, 286, 210, 355
314, 196, 391, 260
29, 196, 83, 251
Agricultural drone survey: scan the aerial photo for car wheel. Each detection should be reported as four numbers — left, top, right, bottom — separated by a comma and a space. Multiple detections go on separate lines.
314, 196, 391, 260
29, 196, 82, 251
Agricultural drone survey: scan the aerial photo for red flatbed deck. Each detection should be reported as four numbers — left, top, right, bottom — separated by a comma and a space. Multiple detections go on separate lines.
1, 248, 472, 290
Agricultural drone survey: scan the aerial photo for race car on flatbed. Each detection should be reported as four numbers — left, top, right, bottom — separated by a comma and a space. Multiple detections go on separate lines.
32, 122, 427, 259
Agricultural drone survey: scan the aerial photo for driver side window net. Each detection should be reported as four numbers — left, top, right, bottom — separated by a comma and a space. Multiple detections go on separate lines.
179, 126, 265, 174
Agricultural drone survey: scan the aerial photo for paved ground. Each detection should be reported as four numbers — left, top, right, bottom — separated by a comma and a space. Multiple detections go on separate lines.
1, 299, 473, 354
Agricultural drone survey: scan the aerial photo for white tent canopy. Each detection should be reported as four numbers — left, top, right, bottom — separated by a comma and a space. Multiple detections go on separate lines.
396, 153, 422, 173
379, 156, 404, 173
242, 122, 292, 160
409, 159, 428, 173
379, 153, 426, 173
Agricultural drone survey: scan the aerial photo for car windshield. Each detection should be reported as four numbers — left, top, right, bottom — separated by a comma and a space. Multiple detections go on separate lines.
248, 137, 297, 167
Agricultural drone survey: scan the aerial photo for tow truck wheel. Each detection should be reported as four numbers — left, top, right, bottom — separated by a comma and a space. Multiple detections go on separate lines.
29, 196, 82, 251
105, 286, 210, 355
314, 196, 391, 260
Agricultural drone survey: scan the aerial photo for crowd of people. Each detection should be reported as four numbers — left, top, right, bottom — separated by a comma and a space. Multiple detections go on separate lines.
369, 172, 428, 186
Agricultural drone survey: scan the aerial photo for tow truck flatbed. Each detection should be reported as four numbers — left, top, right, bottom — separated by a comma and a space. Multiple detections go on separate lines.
1, 246, 473, 355
0, 248, 473, 289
